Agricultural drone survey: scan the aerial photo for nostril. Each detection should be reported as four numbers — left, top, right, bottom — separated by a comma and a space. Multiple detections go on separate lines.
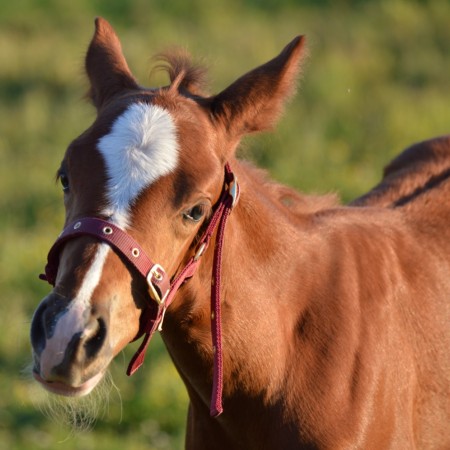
30, 294, 71, 357
30, 301, 48, 355
83, 318, 107, 360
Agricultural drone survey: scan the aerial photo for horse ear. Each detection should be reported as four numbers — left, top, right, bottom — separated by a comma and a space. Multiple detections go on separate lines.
209, 36, 306, 138
85, 17, 138, 109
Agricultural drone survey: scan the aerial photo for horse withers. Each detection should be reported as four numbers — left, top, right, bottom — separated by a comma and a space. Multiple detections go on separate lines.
30, 18, 450, 449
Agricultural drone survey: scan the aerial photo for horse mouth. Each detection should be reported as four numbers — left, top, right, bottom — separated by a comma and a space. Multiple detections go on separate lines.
33, 370, 104, 397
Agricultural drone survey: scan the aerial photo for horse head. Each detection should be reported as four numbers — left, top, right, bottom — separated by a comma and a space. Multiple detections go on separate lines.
30, 18, 306, 399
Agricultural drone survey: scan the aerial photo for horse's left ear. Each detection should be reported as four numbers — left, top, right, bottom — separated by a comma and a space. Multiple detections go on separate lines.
209, 36, 306, 140
85, 17, 138, 110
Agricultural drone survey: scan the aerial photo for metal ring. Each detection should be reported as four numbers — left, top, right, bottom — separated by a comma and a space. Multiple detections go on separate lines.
74, 222, 81, 229
131, 248, 140, 258
102, 226, 113, 235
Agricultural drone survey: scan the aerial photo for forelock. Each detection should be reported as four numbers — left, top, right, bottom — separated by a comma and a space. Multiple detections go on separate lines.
152, 48, 209, 95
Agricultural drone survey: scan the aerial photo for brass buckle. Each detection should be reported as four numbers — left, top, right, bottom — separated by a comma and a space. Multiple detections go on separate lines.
146, 264, 168, 305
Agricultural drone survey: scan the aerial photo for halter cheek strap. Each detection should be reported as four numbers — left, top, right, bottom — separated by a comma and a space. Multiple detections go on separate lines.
39, 164, 239, 417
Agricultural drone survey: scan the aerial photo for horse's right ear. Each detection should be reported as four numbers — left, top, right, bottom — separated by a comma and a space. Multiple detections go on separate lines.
85, 17, 138, 110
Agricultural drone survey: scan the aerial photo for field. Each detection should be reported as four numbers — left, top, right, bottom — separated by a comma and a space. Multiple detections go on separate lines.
1, 0, 449, 449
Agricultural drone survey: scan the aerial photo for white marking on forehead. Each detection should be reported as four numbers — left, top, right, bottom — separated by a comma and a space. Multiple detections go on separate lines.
97, 102, 179, 227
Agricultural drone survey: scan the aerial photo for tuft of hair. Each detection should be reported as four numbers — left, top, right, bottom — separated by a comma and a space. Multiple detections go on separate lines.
25, 368, 121, 433
152, 48, 209, 95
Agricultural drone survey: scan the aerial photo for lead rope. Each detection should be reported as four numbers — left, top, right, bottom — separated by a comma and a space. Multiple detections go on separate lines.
209, 198, 232, 417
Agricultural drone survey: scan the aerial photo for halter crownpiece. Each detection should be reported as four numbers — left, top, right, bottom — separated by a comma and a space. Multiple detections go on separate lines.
40, 164, 239, 417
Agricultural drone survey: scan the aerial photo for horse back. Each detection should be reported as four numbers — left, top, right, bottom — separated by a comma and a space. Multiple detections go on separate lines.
352, 135, 450, 211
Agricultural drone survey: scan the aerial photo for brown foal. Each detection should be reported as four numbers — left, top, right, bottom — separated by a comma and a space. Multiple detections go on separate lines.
30, 18, 450, 449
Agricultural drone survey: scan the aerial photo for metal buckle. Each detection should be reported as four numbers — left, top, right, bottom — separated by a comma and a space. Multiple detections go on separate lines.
194, 242, 207, 261
228, 175, 239, 208
146, 264, 168, 305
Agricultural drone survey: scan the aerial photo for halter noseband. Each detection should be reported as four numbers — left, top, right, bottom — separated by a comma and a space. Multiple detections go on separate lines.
39, 164, 239, 417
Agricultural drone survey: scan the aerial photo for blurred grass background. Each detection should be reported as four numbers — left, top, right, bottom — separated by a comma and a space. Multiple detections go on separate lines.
0, 0, 449, 449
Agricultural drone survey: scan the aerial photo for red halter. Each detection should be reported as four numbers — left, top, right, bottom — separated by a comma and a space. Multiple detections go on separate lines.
39, 164, 239, 417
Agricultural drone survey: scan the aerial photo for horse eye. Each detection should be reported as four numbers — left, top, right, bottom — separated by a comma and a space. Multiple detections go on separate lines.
183, 204, 206, 222
59, 173, 69, 192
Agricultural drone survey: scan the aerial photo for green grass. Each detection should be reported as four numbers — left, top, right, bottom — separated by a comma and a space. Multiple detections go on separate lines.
1, 0, 449, 449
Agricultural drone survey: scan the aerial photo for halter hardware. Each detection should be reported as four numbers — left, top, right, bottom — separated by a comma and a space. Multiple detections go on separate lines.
194, 242, 207, 261
147, 264, 169, 305
228, 175, 239, 207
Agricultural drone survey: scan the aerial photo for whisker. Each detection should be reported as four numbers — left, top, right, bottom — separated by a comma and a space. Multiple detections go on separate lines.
26, 369, 116, 432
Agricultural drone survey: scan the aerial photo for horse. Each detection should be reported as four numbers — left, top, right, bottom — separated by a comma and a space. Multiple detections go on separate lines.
30, 18, 450, 449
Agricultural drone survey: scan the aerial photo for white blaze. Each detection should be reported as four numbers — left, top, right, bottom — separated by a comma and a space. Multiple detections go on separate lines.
98, 102, 179, 227
42, 103, 179, 370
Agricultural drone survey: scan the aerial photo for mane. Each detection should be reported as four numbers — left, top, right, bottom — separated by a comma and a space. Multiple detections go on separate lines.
152, 48, 209, 95
241, 161, 340, 216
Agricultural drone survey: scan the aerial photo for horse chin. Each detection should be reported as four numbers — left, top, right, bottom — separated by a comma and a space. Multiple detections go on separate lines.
33, 371, 105, 397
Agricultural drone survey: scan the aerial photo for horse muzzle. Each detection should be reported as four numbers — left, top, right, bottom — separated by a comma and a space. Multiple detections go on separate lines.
30, 292, 111, 396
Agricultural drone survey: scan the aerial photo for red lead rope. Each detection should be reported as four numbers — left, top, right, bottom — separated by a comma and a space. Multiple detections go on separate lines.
209, 200, 232, 416
40, 164, 239, 417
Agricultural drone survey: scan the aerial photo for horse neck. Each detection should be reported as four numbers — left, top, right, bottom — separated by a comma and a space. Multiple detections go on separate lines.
161, 161, 309, 416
